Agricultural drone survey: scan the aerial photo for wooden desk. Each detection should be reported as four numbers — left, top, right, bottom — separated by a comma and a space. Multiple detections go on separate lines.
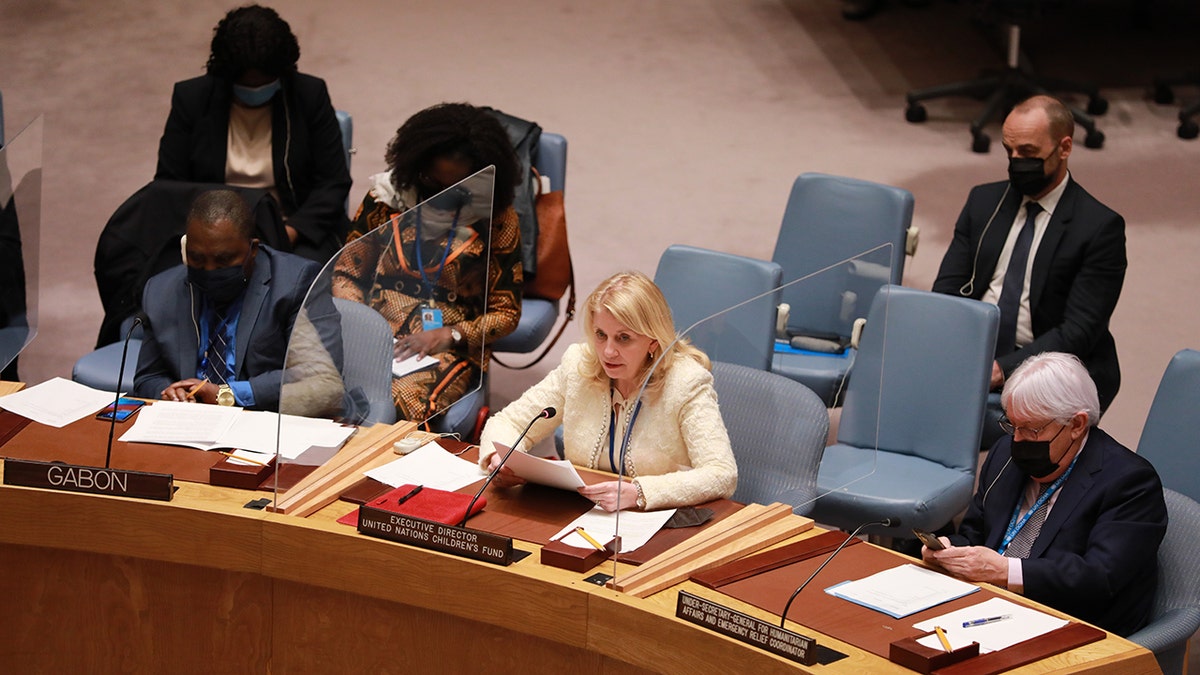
0, 445, 1161, 673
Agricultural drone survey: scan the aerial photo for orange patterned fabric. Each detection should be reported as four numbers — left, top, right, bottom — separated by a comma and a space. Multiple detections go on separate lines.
332, 191, 522, 421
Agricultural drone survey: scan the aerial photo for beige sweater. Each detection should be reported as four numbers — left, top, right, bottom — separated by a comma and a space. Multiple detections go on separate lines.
479, 343, 737, 510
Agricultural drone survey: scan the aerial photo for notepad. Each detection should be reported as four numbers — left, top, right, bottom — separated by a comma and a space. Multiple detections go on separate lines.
825, 563, 980, 618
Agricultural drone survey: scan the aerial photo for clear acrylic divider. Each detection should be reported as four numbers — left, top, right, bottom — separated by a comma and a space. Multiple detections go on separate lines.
271, 167, 496, 511
608, 244, 894, 584
0, 116, 43, 375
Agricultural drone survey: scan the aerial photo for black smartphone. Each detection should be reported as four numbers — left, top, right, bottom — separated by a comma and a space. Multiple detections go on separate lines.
96, 397, 146, 422
912, 528, 946, 550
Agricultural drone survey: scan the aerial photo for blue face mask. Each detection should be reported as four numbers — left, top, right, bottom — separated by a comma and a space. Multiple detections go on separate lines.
232, 79, 281, 107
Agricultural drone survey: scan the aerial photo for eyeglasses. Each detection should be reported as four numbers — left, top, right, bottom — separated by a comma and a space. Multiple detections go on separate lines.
997, 415, 1056, 437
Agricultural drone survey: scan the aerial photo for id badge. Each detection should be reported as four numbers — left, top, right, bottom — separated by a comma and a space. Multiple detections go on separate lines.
420, 307, 444, 331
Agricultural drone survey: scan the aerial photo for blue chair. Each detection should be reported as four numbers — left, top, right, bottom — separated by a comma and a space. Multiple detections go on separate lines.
71, 316, 143, 392
1127, 489, 1200, 675
654, 245, 782, 370
331, 298, 395, 425
1137, 349, 1200, 504
492, 132, 568, 355
770, 173, 915, 407
810, 285, 998, 538
712, 362, 828, 515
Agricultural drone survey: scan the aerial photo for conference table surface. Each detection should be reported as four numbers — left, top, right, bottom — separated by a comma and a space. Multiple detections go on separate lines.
0, 403, 1161, 674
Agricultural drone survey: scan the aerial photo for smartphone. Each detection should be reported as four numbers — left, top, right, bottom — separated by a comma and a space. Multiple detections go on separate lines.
912, 528, 946, 550
96, 397, 146, 422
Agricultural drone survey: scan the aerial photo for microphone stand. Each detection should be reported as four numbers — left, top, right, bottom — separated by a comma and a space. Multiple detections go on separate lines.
779, 517, 896, 628
458, 407, 555, 527
105, 317, 142, 469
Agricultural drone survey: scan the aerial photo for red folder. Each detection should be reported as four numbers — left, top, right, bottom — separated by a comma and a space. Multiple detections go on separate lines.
337, 484, 487, 527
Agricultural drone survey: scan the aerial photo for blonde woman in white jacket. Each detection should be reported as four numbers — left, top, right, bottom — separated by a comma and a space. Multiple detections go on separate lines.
479, 271, 737, 511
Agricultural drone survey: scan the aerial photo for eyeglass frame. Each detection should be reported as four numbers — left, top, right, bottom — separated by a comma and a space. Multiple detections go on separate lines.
997, 415, 1060, 438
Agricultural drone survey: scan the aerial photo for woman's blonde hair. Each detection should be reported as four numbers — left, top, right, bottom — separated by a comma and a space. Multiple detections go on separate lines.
578, 271, 710, 395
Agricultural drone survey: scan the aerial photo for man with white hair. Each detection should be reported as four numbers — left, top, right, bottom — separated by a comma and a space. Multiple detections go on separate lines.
922, 352, 1166, 636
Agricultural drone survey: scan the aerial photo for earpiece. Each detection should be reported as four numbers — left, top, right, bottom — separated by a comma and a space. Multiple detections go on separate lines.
180, 234, 188, 266
959, 184, 1011, 297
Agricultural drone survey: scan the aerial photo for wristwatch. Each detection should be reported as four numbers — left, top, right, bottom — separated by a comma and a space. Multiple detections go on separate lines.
216, 384, 236, 407
449, 327, 464, 346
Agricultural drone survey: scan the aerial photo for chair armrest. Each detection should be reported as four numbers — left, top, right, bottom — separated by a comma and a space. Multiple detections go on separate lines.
1127, 606, 1200, 653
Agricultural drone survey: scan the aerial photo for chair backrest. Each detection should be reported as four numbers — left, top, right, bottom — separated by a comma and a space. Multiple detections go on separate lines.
1134, 488, 1200, 675
772, 173, 913, 340
332, 298, 396, 425
838, 285, 997, 471
335, 110, 353, 170
1137, 349, 1200, 503
713, 362, 829, 515
536, 132, 567, 192
655, 245, 782, 370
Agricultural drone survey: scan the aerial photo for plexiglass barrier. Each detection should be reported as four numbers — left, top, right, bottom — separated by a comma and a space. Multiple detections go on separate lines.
0, 116, 42, 376
272, 167, 497, 503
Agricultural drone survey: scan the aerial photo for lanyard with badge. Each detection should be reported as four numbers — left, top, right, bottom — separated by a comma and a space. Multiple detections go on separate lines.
397, 203, 460, 331
608, 398, 643, 474
996, 452, 1080, 555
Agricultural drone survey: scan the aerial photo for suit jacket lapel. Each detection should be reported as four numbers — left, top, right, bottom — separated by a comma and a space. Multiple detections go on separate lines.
1029, 428, 1103, 558
1029, 178, 1077, 310
176, 282, 200, 378
985, 441, 1028, 550
236, 250, 271, 379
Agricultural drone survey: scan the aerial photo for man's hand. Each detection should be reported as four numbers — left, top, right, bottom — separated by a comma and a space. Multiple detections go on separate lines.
925, 544, 1009, 588
162, 378, 217, 404
395, 328, 454, 360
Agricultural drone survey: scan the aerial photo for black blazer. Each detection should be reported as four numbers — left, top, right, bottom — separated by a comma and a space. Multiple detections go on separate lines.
155, 72, 351, 264
952, 428, 1167, 636
933, 178, 1126, 410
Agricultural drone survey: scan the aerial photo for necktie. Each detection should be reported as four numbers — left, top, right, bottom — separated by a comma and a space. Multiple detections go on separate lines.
1004, 481, 1051, 559
995, 201, 1041, 356
204, 310, 231, 385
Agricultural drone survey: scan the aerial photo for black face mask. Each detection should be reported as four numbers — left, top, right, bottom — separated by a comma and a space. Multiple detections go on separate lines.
188, 263, 249, 305
1008, 155, 1054, 197
1010, 423, 1068, 478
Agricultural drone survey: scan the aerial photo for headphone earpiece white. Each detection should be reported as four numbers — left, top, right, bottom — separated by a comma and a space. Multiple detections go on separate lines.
959, 184, 1011, 298
180, 234, 189, 266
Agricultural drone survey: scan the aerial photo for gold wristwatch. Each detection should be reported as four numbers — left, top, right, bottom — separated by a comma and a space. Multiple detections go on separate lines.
216, 384, 235, 407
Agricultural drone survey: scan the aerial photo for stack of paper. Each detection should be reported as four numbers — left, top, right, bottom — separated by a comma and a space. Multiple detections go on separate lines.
913, 597, 1069, 653
0, 377, 122, 428
825, 563, 980, 618
365, 441, 485, 492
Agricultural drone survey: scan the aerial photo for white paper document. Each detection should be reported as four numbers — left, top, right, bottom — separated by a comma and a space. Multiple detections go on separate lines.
0, 377, 123, 428
825, 563, 980, 618
493, 442, 587, 490
392, 353, 439, 378
550, 506, 677, 553
117, 399, 240, 444
365, 441, 485, 492
913, 597, 1068, 653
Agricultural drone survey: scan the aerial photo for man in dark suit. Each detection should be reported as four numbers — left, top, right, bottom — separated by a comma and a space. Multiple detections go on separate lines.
933, 95, 1126, 413
922, 352, 1167, 637
133, 189, 343, 412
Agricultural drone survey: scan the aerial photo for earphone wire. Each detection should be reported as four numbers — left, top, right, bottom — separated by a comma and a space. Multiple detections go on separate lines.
959, 184, 1011, 297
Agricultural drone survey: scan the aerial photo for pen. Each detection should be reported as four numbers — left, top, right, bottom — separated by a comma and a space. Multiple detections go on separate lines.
184, 378, 209, 401
395, 485, 424, 505
219, 451, 269, 467
574, 526, 606, 551
962, 614, 1011, 628
934, 626, 953, 653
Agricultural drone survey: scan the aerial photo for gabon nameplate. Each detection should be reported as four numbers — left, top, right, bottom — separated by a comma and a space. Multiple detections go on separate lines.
2, 458, 174, 501
676, 591, 819, 666
356, 504, 514, 566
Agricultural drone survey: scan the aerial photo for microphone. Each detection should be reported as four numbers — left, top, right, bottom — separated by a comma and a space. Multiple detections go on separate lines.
458, 406, 556, 527
779, 516, 900, 628
105, 315, 143, 469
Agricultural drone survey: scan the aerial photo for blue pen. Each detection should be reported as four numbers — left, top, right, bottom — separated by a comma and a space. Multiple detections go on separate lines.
962, 614, 1012, 628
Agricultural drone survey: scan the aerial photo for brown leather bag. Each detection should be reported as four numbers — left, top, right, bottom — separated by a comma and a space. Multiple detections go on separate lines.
524, 188, 572, 301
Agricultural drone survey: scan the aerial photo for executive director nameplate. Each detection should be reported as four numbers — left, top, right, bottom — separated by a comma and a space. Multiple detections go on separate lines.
3, 457, 175, 501
357, 504, 514, 566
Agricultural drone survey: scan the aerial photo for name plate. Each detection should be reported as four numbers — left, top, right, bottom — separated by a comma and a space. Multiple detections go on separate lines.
356, 504, 514, 566
3, 458, 174, 501
676, 591, 818, 666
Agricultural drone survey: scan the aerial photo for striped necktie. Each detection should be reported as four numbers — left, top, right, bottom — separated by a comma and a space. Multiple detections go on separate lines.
1004, 481, 1051, 559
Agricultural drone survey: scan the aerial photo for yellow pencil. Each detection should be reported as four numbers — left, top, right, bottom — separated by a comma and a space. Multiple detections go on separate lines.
220, 451, 269, 467
574, 526, 606, 551
934, 626, 953, 653
184, 378, 209, 401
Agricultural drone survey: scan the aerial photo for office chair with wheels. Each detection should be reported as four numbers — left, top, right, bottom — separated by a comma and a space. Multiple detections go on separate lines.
769, 173, 915, 407
904, 2, 1107, 153
654, 245, 782, 370
1153, 75, 1200, 140
810, 285, 998, 539
712, 361, 829, 515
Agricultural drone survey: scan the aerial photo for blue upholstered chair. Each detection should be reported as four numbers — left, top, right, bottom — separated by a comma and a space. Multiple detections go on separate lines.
1136, 348, 1200, 504
331, 298, 395, 425
712, 362, 828, 515
769, 173, 915, 407
810, 285, 998, 538
492, 132, 568, 355
1127, 489, 1200, 675
654, 245, 782, 370
71, 316, 143, 392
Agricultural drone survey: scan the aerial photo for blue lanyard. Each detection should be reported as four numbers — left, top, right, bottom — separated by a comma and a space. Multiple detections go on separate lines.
413, 206, 460, 302
608, 398, 643, 474
997, 453, 1079, 555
